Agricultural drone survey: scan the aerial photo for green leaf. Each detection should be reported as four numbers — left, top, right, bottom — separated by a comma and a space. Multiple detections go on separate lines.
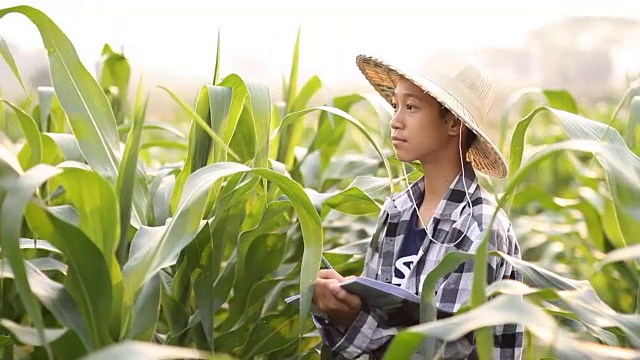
116, 77, 148, 263
322, 155, 381, 182
229, 94, 255, 164
0, 35, 30, 100
49, 330, 88, 359
0, 159, 60, 355
305, 186, 379, 216
0, 335, 12, 347
307, 94, 374, 174
324, 239, 369, 255
0, 6, 120, 182
0, 259, 92, 350
191, 86, 217, 171
0, 319, 66, 346
273, 106, 394, 193
98, 44, 130, 124
78, 340, 212, 360
218, 201, 291, 332
2, 99, 42, 169
239, 306, 310, 359
148, 168, 176, 226
246, 83, 272, 168
510, 107, 640, 244
212, 29, 221, 85
122, 162, 322, 332
215, 75, 250, 156
597, 244, 640, 268
192, 225, 217, 350
500, 251, 588, 290
126, 274, 160, 341
277, 75, 322, 168
498, 88, 579, 151
159, 279, 189, 340
27, 258, 68, 274
117, 121, 186, 139
159, 86, 239, 162
54, 162, 119, 261
541, 89, 579, 114
383, 295, 640, 360
19, 238, 61, 253
0, 258, 66, 278
483, 271, 639, 348
609, 84, 640, 129
284, 28, 300, 111
25, 200, 113, 349
472, 138, 638, 358
169, 78, 240, 217
291, 76, 322, 113
42, 133, 83, 163
37, 86, 67, 133
557, 287, 640, 347
206, 85, 233, 164
626, 96, 640, 149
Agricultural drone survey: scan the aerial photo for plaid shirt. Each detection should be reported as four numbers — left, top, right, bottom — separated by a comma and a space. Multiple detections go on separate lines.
314, 163, 524, 359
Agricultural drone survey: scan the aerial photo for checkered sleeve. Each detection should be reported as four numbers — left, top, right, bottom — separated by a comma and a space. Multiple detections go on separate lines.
313, 305, 402, 359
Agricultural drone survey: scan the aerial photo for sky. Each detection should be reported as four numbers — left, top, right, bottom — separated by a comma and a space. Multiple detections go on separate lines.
2, 0, 640, 93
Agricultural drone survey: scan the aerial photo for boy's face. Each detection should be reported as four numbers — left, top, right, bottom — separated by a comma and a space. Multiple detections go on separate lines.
390, 78, 454, 164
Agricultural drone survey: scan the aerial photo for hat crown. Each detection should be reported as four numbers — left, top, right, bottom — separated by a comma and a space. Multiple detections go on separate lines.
423, 53, 494, 124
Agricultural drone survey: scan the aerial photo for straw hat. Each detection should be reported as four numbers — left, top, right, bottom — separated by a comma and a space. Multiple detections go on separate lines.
356, 53, 508, 178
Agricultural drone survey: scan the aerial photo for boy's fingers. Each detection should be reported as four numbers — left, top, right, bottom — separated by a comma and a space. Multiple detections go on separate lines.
329, 283, 362, 309
318, 269, 344, 281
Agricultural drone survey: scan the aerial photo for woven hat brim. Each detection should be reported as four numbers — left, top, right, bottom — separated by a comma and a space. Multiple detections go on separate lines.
356, 55, 508, 179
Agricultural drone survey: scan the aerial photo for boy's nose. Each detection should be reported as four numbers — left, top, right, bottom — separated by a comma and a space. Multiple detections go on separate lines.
390, 113, 404, 130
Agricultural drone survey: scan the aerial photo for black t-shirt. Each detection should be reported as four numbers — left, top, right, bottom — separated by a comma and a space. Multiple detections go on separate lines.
391, 207, 426, 288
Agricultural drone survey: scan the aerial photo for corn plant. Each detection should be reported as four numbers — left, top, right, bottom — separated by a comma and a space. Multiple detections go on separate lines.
0, 5, 392, 360
1, 5, 640, 360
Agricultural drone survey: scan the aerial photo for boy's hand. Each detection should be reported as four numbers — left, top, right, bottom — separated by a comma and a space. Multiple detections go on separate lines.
313, 269, 362, 328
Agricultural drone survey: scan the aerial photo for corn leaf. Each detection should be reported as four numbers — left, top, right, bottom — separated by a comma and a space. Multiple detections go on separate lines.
383, 295, 640, 360
122, 162, 322, 332
78, 340, 213, 360
25, 199, 113, 349
0, 35, 30, 100
0, 6, 150, 231
98, 44, 130, 124
626, 96, 640, 150
37, 87, 67, 133
273, 106, 394, 193
0, 319, 66, 347
0, 250, 92, 350
0, 158, 59, 355
116, 78, 148, 262
0, 6, 119, 179
2, 99, 42, 169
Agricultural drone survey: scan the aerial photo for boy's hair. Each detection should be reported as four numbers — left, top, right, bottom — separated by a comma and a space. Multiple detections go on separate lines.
439, 105, 477, 153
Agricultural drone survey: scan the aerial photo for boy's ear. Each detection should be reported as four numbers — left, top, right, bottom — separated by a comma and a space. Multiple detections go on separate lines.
446, 116, 463, 136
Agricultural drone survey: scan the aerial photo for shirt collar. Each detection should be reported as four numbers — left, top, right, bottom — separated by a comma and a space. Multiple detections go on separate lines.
387, 162, 478, 221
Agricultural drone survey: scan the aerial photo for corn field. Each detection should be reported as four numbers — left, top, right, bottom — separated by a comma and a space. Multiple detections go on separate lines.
1, 5, 640, 360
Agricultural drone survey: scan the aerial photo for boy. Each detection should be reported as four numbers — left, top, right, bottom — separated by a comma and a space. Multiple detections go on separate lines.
312, 53, 524, 359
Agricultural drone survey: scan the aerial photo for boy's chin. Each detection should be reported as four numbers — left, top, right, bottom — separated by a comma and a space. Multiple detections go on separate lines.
395, 153, 418, 163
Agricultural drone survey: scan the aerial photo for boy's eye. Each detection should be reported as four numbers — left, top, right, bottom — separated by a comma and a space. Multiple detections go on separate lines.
406, 104, 415, 111
391, 103, 398, 111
